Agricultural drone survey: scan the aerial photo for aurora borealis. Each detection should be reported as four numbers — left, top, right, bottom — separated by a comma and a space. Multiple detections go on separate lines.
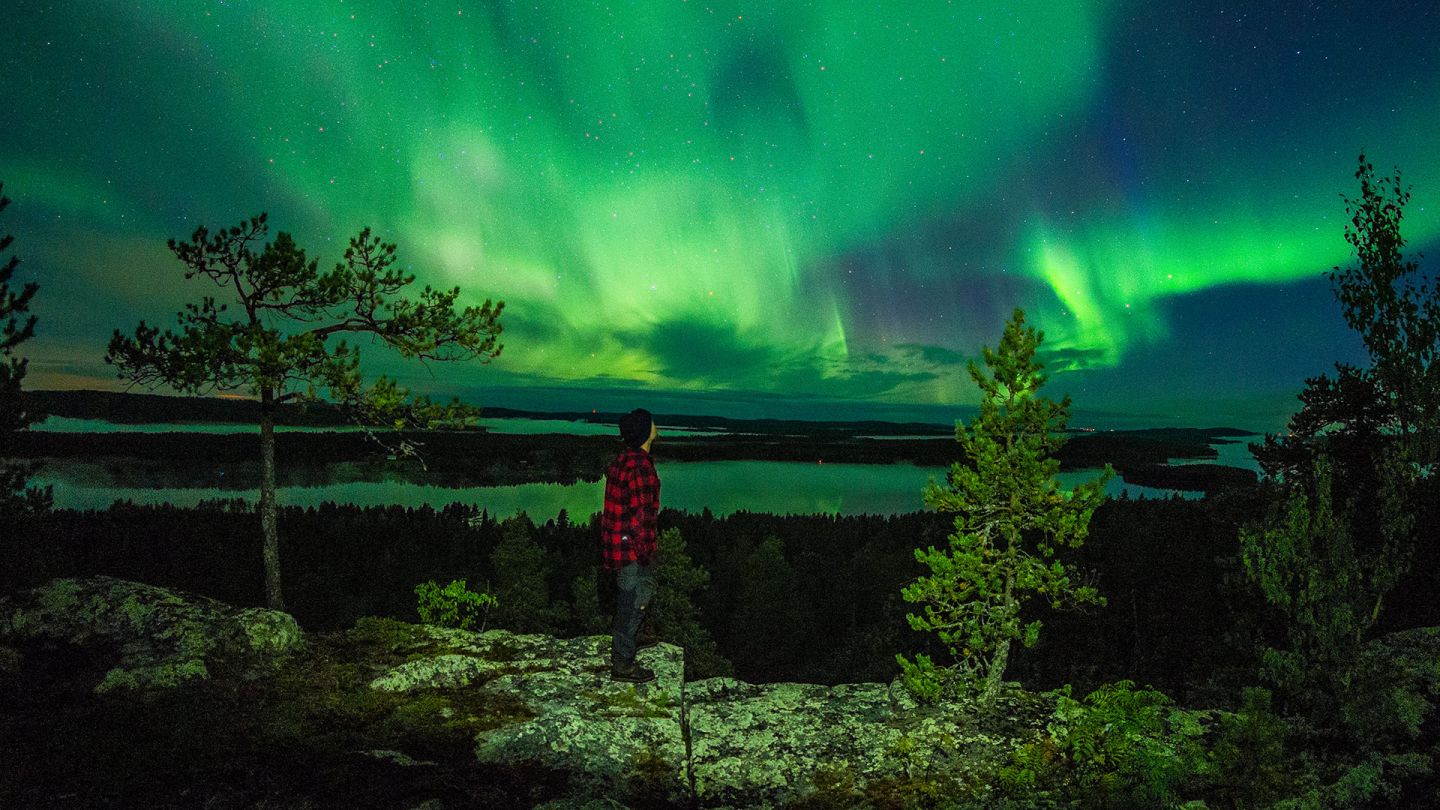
3, 1, 1438, 429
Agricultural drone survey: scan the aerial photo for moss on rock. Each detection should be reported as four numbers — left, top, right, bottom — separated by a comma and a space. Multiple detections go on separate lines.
0, 576, 302, 693
2, 576, 1153, 808
685, 678, 1048, 808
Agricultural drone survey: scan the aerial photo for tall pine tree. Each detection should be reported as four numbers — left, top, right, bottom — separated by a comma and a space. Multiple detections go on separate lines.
898, 308, 1112, 708
731, 536, 804, 681
1255, 154, 1438, 490
107, 214, 503, 610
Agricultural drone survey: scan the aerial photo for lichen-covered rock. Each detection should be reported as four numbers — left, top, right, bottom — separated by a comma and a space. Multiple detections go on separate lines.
685, 676, 1047, 808
369, 626, 688, 804
363, 621, 1048, 807
0, 576, 302, 693
370, 652, 511, 692
2, 577, 1076, 807
235, 606, 305, 658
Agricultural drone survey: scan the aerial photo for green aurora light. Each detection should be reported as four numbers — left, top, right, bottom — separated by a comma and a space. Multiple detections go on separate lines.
2, 1, 1438, 424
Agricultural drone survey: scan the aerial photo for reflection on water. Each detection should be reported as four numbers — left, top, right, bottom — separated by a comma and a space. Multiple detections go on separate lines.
33, 460, 1199, 517
473, 418, 726, 436
1167, 435, 1266, 473
34, 415, 726, 437
33, 416, 365, 434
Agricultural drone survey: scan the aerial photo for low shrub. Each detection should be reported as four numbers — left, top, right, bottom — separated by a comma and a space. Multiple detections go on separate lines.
413, 579, 497, 631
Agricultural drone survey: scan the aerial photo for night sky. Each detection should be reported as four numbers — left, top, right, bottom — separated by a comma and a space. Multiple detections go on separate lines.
3, 1, 1437, 431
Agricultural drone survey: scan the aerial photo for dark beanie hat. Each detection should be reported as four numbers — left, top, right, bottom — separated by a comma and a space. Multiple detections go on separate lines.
619, 408, 653, 449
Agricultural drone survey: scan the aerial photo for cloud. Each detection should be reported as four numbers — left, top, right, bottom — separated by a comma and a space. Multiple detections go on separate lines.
1036, 346, 1113, 373
623, 317, 938, 402
892, 343, 971, 368
640, 320, 782, 384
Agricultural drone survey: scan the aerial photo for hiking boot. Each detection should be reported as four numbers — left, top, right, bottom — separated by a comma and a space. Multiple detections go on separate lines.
610, 660, 656, 684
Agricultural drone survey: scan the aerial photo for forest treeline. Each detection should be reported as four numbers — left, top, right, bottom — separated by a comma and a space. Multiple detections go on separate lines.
30, 388, 959, 436
6, 487, 1436, 703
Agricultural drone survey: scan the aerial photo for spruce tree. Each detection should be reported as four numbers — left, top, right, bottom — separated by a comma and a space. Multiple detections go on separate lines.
650, 528, 732, 679
106, 214, 503, 610
898, 307, 1112, 708
490, 514, 562, 634
732, 536, 803, 681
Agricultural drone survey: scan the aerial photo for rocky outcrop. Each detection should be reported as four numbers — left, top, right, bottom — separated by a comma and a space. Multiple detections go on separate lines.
365, 623, 690, 804
684, 676, 1049, 807
2, 577, 1051, 807
0, 576, 302, 693
362, 624, 1050, 807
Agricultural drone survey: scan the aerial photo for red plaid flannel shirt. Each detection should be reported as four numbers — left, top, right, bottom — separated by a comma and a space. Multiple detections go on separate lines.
600, 447, 660, 570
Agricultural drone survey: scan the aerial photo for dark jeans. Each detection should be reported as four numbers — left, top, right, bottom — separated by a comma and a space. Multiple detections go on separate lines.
611, 560, 656, 666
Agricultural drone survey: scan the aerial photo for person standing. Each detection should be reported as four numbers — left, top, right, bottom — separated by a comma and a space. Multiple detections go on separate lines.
602, 408, 661, 683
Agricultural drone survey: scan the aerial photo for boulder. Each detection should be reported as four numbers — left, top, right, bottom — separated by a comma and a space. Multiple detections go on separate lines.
0, 576, 302, 693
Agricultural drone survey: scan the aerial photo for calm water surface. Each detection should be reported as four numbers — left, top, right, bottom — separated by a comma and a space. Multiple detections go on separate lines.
1167, 434, 1266, 473
33, 416, 725, 437
34, 459, 1196, 516
26, 417, 1219, 516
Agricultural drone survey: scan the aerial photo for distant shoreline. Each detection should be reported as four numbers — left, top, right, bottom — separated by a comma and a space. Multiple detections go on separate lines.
25, 389, 1264, 439
10, 424, 1262, 498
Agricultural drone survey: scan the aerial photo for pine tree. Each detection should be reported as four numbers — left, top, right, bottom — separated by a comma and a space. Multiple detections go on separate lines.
1255, 154, 1438, 489
0, 182, 48, 518
106, 214, 503, 609
898, 308, 1112, 708
1332, 156, 1440, 468
568, 568, 611, 636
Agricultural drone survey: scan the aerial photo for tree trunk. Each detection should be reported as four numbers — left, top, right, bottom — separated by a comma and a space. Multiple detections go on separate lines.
259, 385, 284, 611
981, 561, 1017, 709
982, 635, 1011, 708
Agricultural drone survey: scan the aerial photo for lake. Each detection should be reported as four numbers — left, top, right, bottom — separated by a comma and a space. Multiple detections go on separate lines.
32, 415, 727, 437
25, 416, 1251, 516
1168, 435, 1266, 473
33, 459, 1200, 517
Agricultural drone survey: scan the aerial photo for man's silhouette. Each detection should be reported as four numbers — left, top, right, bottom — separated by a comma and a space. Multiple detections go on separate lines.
602, 408, 661, 683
